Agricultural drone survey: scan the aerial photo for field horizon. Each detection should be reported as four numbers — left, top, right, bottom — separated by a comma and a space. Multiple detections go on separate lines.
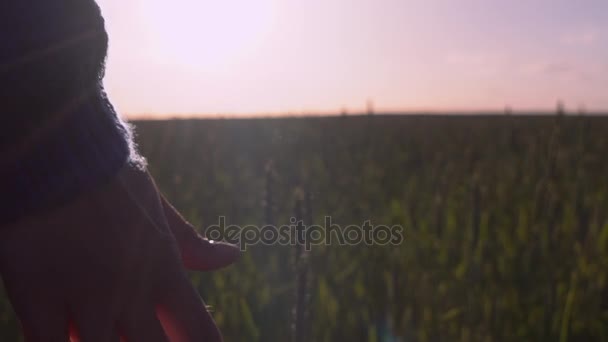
127, 110, 608, 121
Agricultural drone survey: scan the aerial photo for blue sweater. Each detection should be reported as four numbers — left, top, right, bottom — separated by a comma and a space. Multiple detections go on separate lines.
1, 0, 141, 225
0, 89, 138, 225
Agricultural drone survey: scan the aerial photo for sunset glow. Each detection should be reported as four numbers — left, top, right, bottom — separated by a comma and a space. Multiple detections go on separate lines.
140, 0, 276, 70
96, 0, 608, 117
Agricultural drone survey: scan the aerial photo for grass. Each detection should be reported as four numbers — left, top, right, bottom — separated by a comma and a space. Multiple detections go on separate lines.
2, 113, 608, 341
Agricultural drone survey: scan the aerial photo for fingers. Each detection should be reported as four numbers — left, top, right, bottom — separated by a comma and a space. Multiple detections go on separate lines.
69, 317, 120, 342
156, 271, 223, 342
68, 302, 120, 342
119, 305, 169, 342
70, 303, 171, 342
0, 269, 69, 342
120, 167, 241, 271
20, 310, 69, 342
13, 297, 69, 342
161, 195, 240, 271
119, 168, 225, 341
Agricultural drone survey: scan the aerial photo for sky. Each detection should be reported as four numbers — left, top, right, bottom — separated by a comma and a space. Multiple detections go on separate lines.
96, 0, 608, 117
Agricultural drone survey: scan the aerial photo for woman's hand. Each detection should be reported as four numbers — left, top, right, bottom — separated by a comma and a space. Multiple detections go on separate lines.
0, 164, 239, 341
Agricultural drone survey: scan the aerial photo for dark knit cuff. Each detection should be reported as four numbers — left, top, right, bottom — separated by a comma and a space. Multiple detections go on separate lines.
0, 92, 136, 225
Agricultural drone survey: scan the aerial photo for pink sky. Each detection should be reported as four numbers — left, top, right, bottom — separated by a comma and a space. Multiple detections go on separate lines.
96, 0, 608, 118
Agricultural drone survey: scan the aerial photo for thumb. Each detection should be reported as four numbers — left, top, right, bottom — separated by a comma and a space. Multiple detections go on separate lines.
161, 195, 241, 271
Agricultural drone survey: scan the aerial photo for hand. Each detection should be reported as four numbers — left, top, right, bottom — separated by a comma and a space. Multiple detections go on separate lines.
0, 164, 240, 341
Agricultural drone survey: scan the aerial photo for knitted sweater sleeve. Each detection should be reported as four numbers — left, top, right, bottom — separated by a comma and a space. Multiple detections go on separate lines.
0, 88, 144, 226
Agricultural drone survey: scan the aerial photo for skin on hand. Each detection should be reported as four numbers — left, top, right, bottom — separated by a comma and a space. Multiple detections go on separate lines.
0, 164, 240, 342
